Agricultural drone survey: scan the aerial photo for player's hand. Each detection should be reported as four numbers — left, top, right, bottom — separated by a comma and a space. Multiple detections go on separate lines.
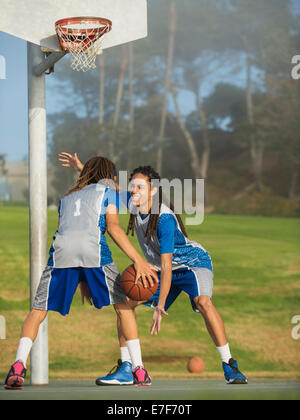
58, 152, 84, 172
79, 281, 93, 306
150, 304, 168, 335
133, 258, 159, 289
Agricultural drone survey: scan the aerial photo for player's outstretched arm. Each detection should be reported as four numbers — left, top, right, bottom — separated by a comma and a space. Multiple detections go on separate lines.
106, 205, 159, 288
150, 305, 168, 336
58, 152, 84, 172
150, 253, 172, 335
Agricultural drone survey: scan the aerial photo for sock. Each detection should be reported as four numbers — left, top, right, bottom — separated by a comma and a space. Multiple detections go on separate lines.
15, 337, 33, 368
216, 343, 232, 364
120, 346, 132, 364
126, 339, 143, 369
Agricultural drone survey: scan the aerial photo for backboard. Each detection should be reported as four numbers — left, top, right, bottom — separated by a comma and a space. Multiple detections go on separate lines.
0, 0, 147, 52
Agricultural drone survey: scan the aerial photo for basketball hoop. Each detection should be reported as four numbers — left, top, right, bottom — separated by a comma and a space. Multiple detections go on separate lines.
55, 17, 112, 71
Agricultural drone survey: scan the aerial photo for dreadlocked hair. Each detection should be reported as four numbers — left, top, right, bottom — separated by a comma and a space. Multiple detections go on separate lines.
65, 156, 116, 196
126, 166, 188, 244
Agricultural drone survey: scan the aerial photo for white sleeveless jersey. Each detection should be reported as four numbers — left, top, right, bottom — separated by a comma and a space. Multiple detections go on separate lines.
48, 183, 118, 268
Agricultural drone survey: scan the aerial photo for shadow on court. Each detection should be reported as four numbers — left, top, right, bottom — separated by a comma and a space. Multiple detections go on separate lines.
0, 379, 300, 400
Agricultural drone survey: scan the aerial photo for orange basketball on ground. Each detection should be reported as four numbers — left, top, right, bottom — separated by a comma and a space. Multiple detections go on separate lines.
187, 357, 205, 374
120, 264, 158, 301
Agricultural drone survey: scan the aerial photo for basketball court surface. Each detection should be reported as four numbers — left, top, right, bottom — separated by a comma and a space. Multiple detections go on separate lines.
1, 379, 299, 400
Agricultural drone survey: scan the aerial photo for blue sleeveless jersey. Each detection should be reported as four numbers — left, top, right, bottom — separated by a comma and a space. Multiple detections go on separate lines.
133, 201, 213, 272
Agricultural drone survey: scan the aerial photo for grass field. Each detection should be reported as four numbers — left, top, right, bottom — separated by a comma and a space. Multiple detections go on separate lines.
0, 206, 300, 382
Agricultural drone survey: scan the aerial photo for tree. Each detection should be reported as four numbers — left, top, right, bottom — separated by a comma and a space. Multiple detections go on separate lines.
220, 0, 299, 191
0, 154, 6, 176
127, 43, 135, 170
171, 0, 233, 183
156, 1, 176, 175
261, 77, 300, 199
0, 154, 7, 206
98, 53, 105, 125
170, 82, 202, 179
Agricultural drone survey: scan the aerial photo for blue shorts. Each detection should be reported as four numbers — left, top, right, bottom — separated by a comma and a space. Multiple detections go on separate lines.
144, 267, 213, 312
33, 263, 126, 316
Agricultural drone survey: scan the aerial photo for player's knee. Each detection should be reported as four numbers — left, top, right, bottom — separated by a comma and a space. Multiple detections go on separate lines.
127, 298, 141, 310
113, 303, 125, 317
194, 296, 213, 314
28, 309, 48, 325
113, 301, 135, 318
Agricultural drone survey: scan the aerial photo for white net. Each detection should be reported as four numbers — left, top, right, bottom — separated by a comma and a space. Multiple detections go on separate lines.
56, 19, 111, 72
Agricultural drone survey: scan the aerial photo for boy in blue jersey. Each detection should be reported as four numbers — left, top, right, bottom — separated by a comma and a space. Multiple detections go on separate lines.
4, 157, 157, 390
58, 154, 248, 385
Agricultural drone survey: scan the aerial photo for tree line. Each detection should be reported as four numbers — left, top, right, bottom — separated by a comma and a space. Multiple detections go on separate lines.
48, 0, 300, 214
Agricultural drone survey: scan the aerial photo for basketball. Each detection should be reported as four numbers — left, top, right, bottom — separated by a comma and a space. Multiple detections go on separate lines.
120, 264, 158, 301
187, 357, 205, 374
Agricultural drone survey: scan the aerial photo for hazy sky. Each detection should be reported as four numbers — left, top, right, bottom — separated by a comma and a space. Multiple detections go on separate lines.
0, 1, 299, 162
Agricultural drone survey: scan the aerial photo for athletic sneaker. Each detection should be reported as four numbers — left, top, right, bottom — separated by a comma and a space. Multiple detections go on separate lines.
5, 360, 27, 390
132, 365, 151, 386
223, 358, 248, 384
95, 359, 134, 386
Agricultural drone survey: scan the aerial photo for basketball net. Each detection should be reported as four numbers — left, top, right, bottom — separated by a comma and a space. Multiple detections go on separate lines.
55, 18, 112, 72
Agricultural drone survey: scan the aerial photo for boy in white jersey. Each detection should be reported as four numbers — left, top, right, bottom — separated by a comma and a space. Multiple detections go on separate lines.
4, 157, 157, 390
58, 154, 248, 385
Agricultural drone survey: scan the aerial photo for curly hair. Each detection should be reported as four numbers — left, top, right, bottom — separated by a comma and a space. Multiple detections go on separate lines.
65, 156, 116, 196
126, 166, 188, 244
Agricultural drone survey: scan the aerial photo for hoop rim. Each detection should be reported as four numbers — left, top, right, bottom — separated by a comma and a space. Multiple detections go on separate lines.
55, 16, 112, 34
55, 16, 112, 56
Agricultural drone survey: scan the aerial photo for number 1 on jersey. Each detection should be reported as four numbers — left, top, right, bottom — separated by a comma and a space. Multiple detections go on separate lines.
74, 199, 81, 217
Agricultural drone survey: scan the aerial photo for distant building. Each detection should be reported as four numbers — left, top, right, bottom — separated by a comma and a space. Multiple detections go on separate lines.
4, 161, 28, 201
0, 175, 11, 200
0, 161, 55, 203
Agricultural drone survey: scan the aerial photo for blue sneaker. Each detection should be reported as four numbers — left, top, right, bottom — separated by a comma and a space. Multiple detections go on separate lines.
95, 359, 134, 386
222, 358, 248, 384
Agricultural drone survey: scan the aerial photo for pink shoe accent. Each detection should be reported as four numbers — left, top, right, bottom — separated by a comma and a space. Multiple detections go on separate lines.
132, 366, 151, 386
5, 361, 26, 390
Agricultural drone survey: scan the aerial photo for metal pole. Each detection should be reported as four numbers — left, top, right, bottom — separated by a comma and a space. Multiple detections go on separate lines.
27, 42, 48, 385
